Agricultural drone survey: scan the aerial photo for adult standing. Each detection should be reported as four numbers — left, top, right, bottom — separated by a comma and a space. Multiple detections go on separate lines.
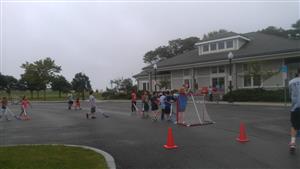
289, 68, 300, 152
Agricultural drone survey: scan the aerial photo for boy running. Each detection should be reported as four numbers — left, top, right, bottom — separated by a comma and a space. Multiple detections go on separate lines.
288, 68, 300, 152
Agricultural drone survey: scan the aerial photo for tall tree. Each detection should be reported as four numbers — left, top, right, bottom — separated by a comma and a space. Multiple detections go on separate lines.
21, 58, 61, 100
51, 75, 72, 98
71, 72, 92, 99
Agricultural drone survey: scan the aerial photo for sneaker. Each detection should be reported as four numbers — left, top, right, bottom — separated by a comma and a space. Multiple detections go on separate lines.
289, 142, 296, 152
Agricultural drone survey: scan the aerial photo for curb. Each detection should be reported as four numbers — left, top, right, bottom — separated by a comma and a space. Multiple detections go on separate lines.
0, 144, 116, 169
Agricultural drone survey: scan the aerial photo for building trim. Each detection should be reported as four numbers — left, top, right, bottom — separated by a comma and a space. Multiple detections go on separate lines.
195, 35, 250, 46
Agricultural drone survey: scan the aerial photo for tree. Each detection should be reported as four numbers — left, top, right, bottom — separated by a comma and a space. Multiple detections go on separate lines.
51, 75, 72, 98
158, 79, 170, 90
202, 29, 228, 40
71, 72, 92, 99
0, 73, 18, 98
20, 57, 61, 99
143, 36, 200, 64
292, 19, 300, 30
243, 61, 280, 87
120, 78, 133, 94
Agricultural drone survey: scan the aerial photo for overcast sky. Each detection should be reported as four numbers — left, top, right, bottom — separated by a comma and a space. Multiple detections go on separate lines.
0, 0, 299, 90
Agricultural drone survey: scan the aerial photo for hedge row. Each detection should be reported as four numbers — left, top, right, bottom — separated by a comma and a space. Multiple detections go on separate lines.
222, 88, 291, 102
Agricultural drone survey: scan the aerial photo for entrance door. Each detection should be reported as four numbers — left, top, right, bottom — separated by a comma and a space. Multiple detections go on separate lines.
212, 77, 225, 92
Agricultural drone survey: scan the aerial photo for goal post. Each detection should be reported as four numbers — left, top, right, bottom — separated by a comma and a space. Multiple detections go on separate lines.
176, 93, 214, 127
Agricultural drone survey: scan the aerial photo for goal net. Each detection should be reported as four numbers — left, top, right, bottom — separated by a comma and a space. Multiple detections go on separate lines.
176, 93, 214, 127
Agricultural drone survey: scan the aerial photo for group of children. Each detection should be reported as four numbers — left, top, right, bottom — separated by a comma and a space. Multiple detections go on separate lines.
0, 96, 31, 121
67, 94, 82, 110
131, 87, 188, 124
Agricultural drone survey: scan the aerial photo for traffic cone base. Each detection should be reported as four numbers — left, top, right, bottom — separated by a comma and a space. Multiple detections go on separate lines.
164, 144, 178, 149
236, 138, 249, 142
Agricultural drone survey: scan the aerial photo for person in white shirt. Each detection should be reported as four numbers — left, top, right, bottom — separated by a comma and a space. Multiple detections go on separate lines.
88, 91, 97, 119
288, 68, 300, 152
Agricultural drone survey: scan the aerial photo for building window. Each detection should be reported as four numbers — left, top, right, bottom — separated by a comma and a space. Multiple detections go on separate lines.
143, 82, 147, 91
183, 69, 190, 76
203, 44, 209, 52
219, 66, 225, 73
243, 75, 261, 87
211, 43, 217, 51
212, 77, 225, 91
226, 40, 233, 48
218, 41, 225, 50
184, 79, 190, 88
243, 64, 248, 72
253, 75, 261, 86
211, 66, 225, 74
211, 67, 218, 74
244, 75, 251, 87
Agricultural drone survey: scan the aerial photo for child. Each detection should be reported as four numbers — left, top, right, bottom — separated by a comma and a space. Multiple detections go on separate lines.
141, 91, 150, 118
88, 91, 96, 119
75, 97, 81, 110
1, 97, 10, 121
150, 92, 160, 121
177, 88, 187, 124
131, 90, 137, 115
67, 93, 74, 110
160, 92, 166, 121
19, 96, 31, 120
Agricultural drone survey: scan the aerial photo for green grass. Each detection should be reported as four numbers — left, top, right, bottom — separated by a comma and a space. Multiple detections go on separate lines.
0, 145, 108, 169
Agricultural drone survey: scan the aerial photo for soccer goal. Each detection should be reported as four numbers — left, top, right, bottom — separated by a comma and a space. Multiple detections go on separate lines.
176, 93, 214, 127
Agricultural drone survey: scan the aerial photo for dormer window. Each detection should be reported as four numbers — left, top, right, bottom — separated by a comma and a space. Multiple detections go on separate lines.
226, 40, 233, 48
218, 41, 225, 49
196, 34, 250, 56
210, 43, 217, 51
203, 44, 209, 52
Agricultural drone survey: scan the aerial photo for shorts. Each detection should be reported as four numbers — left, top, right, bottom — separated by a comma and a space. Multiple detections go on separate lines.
165, 107, 171, 114
68, 101, 73, 105
151, 104, 158, 111
291, 108, 300, 130
91, 107, 96, 113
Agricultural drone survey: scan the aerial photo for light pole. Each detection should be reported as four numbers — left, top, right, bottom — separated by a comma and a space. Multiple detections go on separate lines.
153, 63, 157, 92
228, 52, 234, 103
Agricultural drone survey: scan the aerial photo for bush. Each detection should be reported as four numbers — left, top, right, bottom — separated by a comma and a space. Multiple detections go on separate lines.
222, 88, 290, 102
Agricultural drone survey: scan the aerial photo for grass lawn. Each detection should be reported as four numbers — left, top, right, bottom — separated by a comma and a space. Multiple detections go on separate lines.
0, 145, 108, 169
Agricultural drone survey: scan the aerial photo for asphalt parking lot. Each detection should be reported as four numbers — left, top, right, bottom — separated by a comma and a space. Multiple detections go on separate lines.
0, 101, 299, 169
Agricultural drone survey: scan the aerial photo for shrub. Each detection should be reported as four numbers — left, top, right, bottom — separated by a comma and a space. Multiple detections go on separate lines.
222, 88, 290, 102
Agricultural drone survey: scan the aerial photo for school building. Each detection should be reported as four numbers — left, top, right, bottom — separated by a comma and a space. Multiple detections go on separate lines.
133, 32, 300, 93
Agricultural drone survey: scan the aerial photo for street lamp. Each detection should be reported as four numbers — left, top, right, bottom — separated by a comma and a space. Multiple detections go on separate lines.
153, 63, 157, 92
228, 52, 234, 103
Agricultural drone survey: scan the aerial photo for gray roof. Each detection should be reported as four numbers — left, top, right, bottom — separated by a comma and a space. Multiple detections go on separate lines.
148, 32, 300, 70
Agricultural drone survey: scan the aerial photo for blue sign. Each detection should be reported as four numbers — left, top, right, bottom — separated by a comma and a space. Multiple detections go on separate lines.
281, 65, 288, 73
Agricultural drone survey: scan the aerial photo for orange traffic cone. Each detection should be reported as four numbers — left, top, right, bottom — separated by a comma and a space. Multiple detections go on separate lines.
236, 122, 249, 142
164, 127, 178, 149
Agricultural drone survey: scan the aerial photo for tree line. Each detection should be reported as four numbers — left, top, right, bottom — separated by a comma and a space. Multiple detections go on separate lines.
0, 57, 92, 100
